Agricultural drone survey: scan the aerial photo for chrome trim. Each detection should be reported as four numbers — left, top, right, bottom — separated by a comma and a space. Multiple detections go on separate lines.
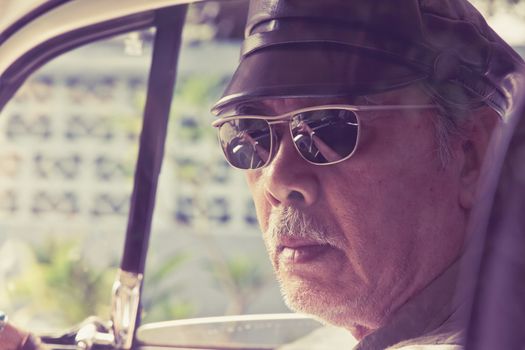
111, 269, 144, 349
213, 104, 437, 169
0, 0, 205, 74
136, 313, 324, 348
212, 104, 437, 126
75, 320, 115, 350
0, 311, 7, 333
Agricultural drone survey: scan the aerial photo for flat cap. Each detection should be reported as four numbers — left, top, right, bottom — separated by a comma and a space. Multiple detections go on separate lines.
212, 0, 524, 117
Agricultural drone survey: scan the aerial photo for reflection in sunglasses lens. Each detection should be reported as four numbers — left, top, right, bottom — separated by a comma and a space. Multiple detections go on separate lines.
291, 109, 358, 164
220, 119, 272, 169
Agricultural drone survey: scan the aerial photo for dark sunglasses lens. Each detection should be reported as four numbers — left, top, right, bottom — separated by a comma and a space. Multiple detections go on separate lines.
218, 119, 272, 169
291, 109, 358, 164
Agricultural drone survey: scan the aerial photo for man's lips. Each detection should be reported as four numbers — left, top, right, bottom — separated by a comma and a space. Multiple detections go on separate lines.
277, 238, 333, 264
280, 244, 332, 263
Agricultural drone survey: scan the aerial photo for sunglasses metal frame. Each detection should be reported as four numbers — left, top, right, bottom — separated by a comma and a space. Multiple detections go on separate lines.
212, 104, 437, 169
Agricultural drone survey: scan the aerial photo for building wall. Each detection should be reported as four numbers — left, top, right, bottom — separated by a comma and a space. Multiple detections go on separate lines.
0, 32, 287, 329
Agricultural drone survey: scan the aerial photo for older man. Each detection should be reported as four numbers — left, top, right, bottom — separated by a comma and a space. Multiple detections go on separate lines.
211, 0, 525, 348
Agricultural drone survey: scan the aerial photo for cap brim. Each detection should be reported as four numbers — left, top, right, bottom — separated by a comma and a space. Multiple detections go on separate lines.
212, 45, 427, 115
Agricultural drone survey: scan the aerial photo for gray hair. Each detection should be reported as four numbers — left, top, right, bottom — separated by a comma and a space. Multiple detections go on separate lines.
432, 106, 466, 167
422, 83, 477, 167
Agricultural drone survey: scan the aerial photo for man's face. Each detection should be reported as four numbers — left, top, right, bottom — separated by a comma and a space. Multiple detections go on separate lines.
242, 87, 470, 337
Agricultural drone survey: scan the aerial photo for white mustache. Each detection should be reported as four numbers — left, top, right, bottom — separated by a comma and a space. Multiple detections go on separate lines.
266, 206, 339, 247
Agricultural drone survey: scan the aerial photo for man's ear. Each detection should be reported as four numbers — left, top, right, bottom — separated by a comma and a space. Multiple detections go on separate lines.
459, 107, 499, 210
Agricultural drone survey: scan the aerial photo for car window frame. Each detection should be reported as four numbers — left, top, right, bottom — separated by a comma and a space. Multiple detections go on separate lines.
0, 1, 193, 347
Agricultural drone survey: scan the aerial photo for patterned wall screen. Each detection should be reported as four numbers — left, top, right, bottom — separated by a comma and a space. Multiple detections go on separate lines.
0, 30, 259, 240
0, 20, 284, 332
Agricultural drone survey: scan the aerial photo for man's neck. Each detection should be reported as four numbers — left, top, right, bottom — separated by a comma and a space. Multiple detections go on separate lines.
353, 260, 463, 350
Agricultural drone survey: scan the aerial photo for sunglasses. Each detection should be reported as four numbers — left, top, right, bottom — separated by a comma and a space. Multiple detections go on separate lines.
212, 104, 436, 170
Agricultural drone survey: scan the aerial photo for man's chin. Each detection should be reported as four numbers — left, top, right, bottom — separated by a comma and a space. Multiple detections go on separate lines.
278, 273, 382, 330
278, 275, 354, 327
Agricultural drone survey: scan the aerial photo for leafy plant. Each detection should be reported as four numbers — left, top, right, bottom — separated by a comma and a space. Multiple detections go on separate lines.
205, 254, 270, 315
4, 237, 194, 328
6, 237, 117, 328
141, 252, 195, 322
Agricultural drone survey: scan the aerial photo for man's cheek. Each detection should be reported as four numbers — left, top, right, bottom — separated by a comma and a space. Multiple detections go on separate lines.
256, 203, 273, 243
245, 171, 271, 232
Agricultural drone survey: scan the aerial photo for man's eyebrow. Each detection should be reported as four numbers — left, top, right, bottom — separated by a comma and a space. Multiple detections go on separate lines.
235, 102, 273, 115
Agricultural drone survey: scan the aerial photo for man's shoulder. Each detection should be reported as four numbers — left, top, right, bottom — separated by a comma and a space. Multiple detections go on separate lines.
386, 330, 463, 350
389, 346, 462, 350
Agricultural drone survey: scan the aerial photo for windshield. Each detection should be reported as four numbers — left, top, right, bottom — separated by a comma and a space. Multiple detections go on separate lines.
0, 28, 154, 331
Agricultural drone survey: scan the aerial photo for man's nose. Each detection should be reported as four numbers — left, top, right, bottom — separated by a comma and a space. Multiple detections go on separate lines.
263, 130, 320, 208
